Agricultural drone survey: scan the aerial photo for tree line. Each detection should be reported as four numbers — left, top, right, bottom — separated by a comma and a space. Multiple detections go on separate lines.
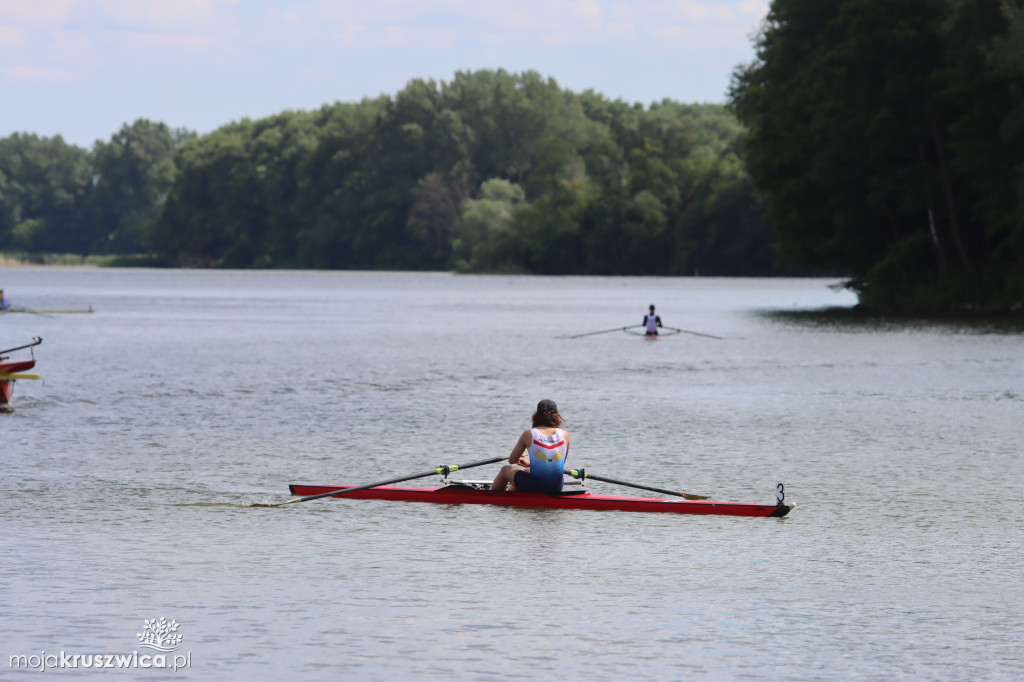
0, 121, 193, 257
0, 70, 780, 276
729, 0, 1023, 312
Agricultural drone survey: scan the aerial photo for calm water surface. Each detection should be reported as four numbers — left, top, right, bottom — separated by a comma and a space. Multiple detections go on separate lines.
1, 267, 1021, 680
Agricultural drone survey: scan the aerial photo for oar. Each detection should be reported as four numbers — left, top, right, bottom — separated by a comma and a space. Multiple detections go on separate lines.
277, 455, 506, 505
0, 337, 43, 356
7, 307, 92, 314
1, 307, 53, 318
565, 324, 643, 339
0, 373, 41, 380
564, 468, 709, 500
662, 326, 724, 340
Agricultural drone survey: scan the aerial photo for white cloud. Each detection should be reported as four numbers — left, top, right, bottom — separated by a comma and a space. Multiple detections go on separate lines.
330, 23, 368, 45
3, 64, 79, 82
0, 0, 767, 55
93, 0, 230, 29
299, 66, 337, 83
0, 0, 239, 35
0, 24, 27, 47
110, 30, 223, 51
0, 0, 766, 90
0, 0, 79, 26
280, 0, 760, 50
735, 0, 769, 17
380, 24, 409, 48
0, 0, 235, 86
569, 0, 602, 29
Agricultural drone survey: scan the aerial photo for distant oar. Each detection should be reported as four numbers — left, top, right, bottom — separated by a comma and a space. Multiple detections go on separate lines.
565, 468, 709, 500
277, 455, 506, 505
565, 324, 643, 339
662, 326, 723, 340
7, 306, 93, 314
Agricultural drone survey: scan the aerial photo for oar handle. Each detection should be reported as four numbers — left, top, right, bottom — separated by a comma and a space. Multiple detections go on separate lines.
280, 456, 506, 505
565, 468, 709, 500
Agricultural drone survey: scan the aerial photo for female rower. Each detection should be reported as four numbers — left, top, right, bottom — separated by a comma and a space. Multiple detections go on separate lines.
643, 304, 662, 336
491, 399, 570, 493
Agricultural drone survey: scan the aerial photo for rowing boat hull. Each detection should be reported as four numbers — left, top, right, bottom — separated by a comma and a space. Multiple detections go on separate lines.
0, 358, 36, 405
287, 484, 792, 517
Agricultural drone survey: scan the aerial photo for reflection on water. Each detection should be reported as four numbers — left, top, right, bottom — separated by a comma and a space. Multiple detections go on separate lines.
1, 267, 1021, 681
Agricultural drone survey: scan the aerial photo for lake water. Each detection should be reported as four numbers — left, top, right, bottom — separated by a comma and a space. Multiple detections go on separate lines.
1, 267, 1021, 680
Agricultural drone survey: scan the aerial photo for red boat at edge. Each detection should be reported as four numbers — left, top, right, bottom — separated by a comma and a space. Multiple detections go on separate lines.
286, 483, 792, 517
0, 357, 35, 404
0, 337, 43, 406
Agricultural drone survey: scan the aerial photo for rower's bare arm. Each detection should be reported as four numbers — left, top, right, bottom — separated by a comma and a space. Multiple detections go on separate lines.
509, 430, 530, 464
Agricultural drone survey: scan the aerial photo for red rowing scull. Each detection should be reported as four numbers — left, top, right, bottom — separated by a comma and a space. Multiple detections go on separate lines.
0, 357, 38, 405
286, 483, 792, 517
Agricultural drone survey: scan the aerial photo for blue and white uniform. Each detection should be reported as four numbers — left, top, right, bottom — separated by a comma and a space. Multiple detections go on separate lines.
514, 428, 568, 493
644, 313, 661, 334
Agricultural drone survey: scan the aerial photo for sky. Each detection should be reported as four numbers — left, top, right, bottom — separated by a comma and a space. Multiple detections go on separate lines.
0, 0, 769, 149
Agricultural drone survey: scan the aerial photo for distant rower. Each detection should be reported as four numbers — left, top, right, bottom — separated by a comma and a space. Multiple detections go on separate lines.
643, 304, 662, 336
0, 289, 9, 310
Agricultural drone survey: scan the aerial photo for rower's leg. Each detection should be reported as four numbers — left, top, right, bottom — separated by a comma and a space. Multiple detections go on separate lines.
491, 465, 520, 491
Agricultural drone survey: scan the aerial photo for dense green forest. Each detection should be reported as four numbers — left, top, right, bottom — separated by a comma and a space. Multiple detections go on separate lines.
730, 0, 1024, 311
0, 71, 777, 276
0, 120, 194, 257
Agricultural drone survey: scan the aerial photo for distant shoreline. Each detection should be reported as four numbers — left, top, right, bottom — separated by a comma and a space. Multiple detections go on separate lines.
0, 253, 164, 268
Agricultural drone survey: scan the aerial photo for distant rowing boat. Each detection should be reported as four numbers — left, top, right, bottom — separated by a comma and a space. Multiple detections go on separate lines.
286, 482, 792, 517
566, 324, 723, 340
